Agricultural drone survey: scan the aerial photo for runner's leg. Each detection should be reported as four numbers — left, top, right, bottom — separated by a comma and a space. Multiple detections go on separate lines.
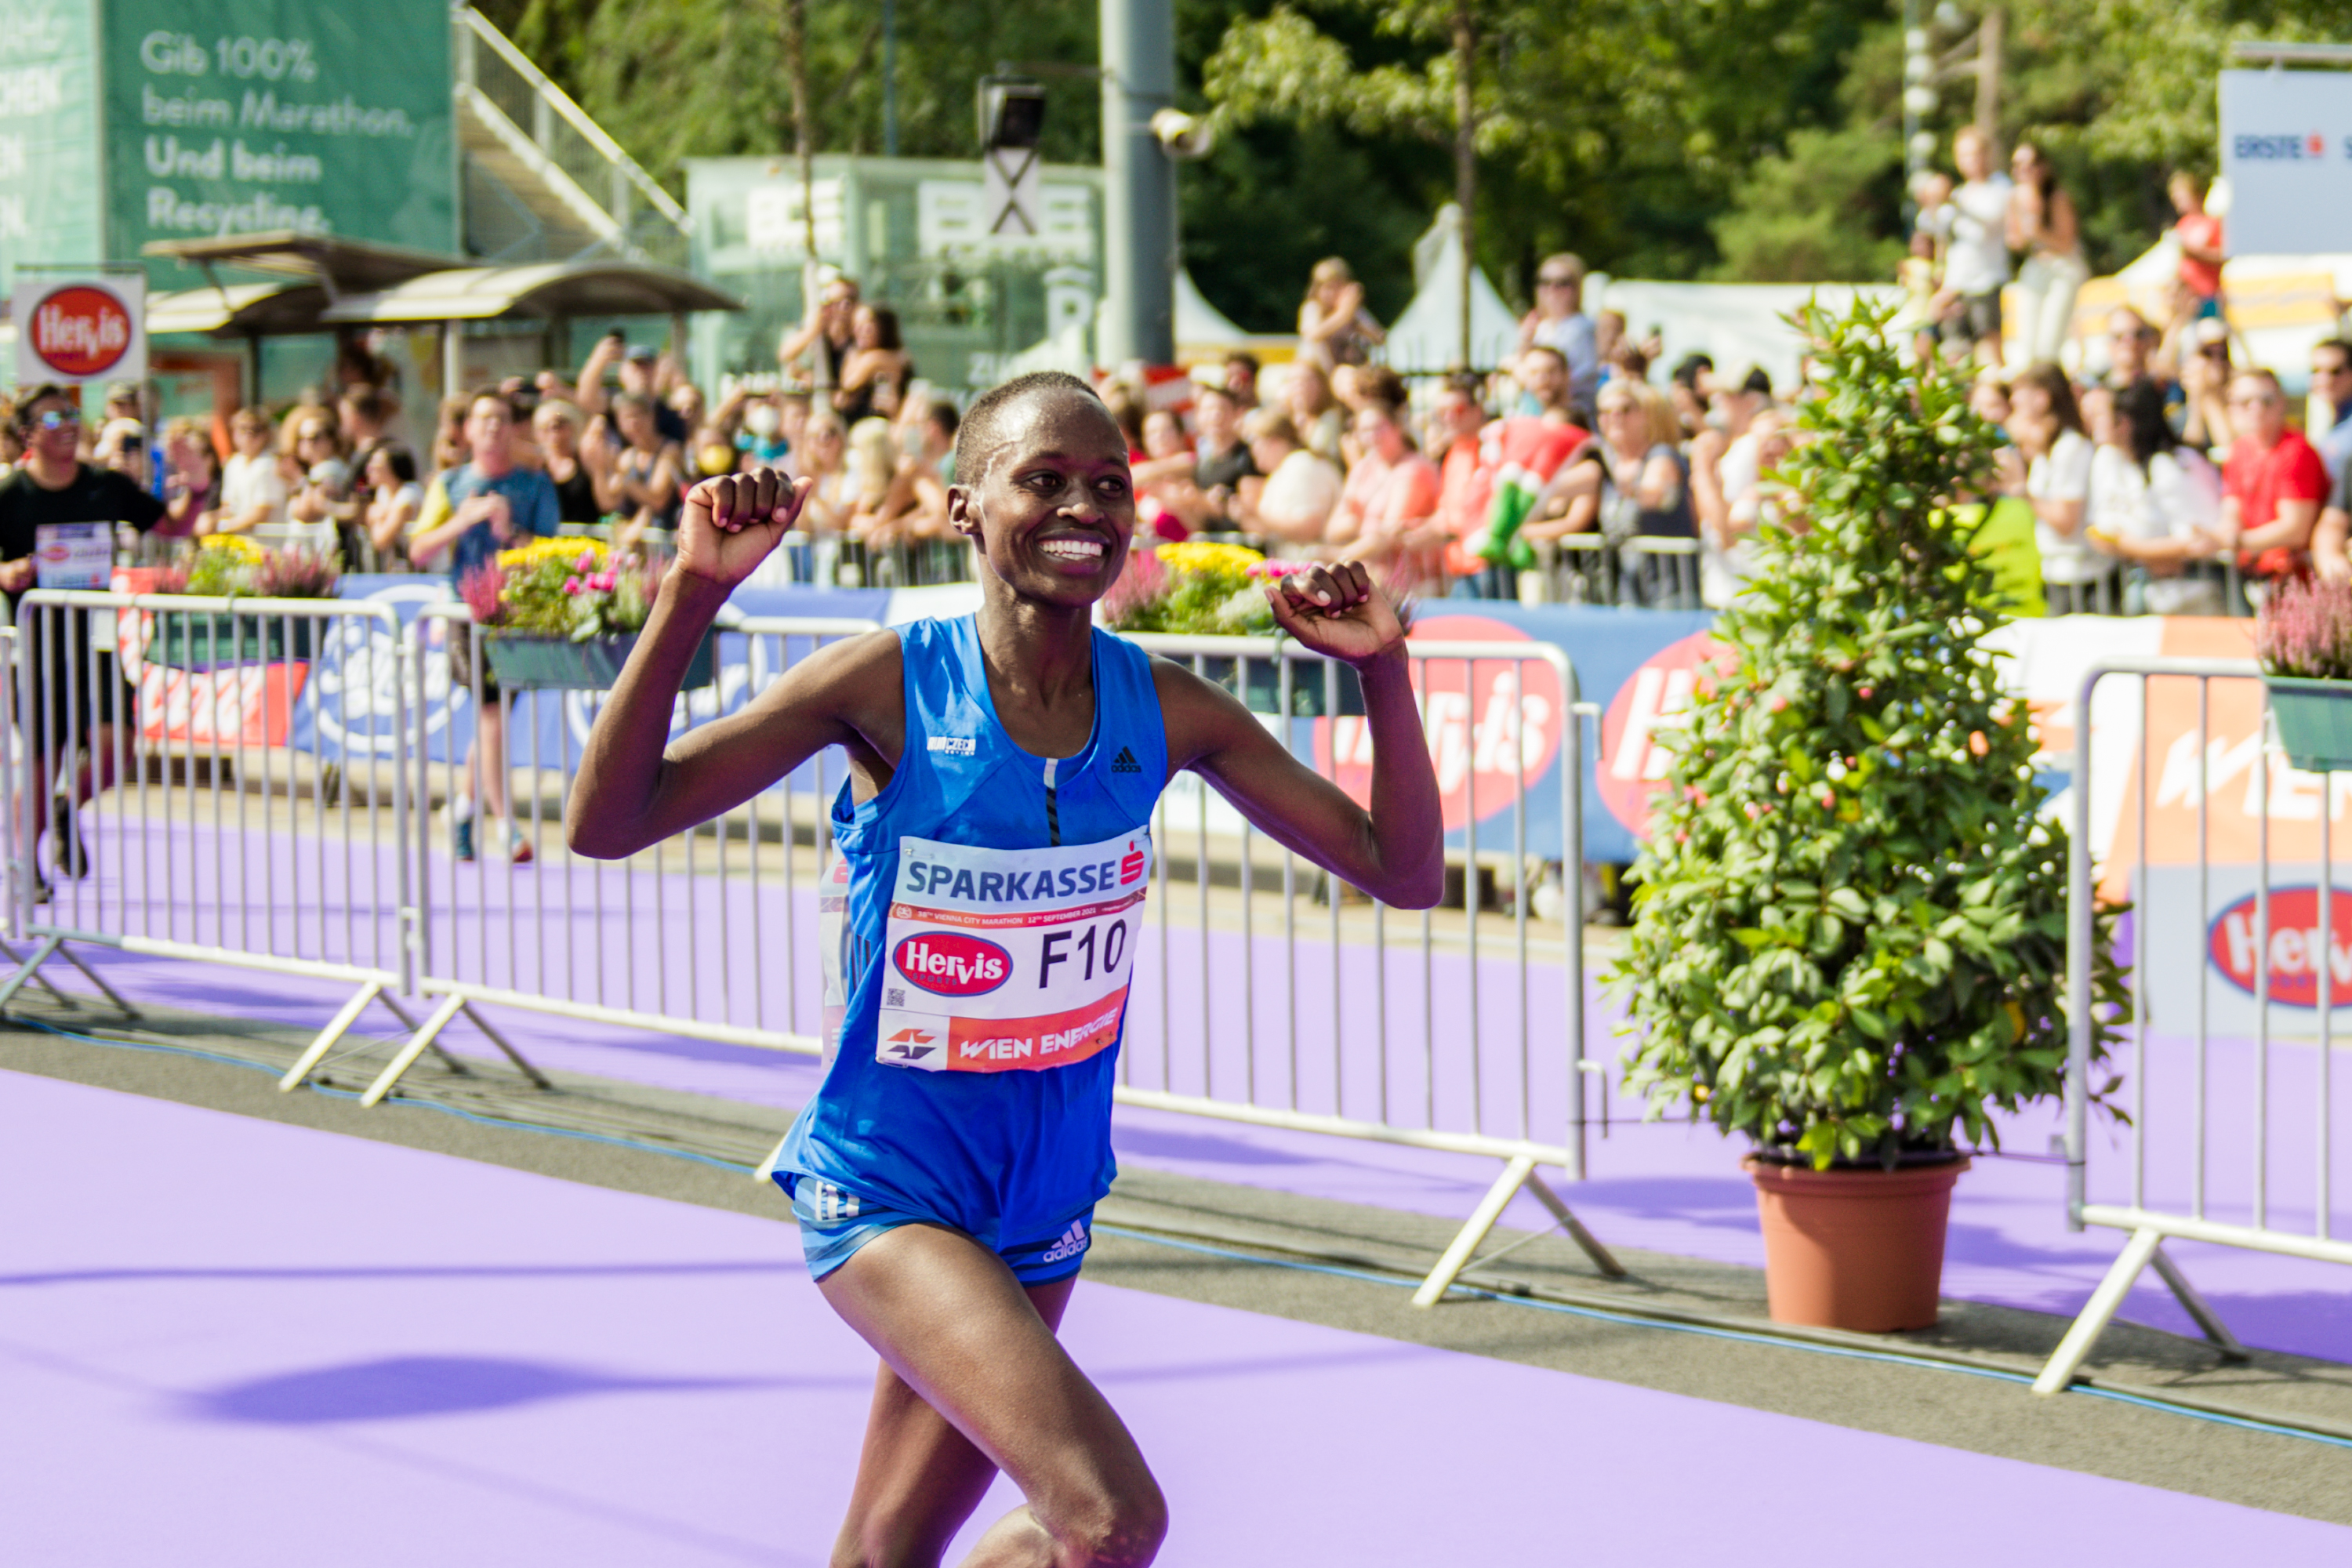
818, 1225, 1164, 1568
829, 1274, 1076, 1565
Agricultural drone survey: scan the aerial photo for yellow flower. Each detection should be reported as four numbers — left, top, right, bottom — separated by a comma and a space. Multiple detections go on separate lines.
198, 534, 265, 560
1156, 541, 1263, 577
497, 536, 606, 571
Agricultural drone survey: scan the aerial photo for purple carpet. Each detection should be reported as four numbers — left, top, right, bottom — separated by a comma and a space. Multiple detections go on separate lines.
3, 1070, 2340, 1564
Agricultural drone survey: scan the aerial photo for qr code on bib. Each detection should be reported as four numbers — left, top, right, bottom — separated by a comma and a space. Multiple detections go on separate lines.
885, 988, 906, 1007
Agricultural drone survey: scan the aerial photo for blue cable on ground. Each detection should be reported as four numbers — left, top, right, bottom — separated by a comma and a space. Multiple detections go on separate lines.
10, 1013, 2345, 1454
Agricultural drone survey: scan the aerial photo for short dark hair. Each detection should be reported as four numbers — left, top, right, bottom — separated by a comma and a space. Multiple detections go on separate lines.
1353, 365, 1406, 408
341, 382, 396, 425
862, 303, 902, 352
954, 371, 1111, 483
924, 398, 960, 439
2315, 339, 2352, 367
1671, 352, 1713, 390
13, 383, 78, 430
466, 387, 519, 422
1224, 350, 1260, 374
1522, 344, 1568, 372
360, 439, 420, 486
1739, 366, 1773, 397
1195, 383, 1240, 411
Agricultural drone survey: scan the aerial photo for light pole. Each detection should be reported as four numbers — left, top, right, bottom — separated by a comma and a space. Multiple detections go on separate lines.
1099, 0, 1177, 365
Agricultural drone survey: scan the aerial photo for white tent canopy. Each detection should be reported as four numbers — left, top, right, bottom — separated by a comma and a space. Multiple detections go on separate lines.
1383, 205, 1519, 373
1175, 269, 1249, 345
1591, 280, 1896, 394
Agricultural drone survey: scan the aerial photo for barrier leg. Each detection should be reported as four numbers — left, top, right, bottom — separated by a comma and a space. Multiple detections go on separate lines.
278, 979, 387, 1092
0, 937, 78, 1007
2032, 1225, 2161, 1395
460, 1001, 554, 1090
358, 993, 466, 1108
754, 1131, 791, 1185
1413, 1154, 1537, 1308
53, 945, 137, 1018
2150, 1243, 2251, 1363
371, 992, 474, 1079
1525, 1170, 1628, 1279
0, 935, 64, 1013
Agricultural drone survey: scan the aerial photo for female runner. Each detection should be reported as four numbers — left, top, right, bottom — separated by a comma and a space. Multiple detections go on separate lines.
569, 371, 1443, 1566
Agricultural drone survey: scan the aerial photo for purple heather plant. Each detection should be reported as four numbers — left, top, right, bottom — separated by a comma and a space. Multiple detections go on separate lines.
2256, 576, 2352, 682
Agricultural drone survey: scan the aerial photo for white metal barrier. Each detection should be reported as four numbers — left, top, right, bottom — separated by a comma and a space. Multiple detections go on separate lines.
0, 590, 456, 1079
2040, 656, 2347, 1392
347, 608, 887, 1105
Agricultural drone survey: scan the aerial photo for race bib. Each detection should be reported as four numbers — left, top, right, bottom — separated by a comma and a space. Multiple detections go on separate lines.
876, 829, 1152, 1073
34, 522, 112, 591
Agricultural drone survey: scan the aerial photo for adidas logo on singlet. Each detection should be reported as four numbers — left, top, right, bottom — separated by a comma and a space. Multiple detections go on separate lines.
1110, 746, 1142, 774
1040, 1218, 1091, 1265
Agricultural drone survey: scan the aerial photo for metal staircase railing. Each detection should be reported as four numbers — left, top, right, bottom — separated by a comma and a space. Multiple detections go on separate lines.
452, 5, 689, 268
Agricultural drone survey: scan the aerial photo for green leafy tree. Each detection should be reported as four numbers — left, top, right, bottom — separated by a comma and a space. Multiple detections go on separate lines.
1612, 294, 2128, 1169
1205, 0, 1519, 364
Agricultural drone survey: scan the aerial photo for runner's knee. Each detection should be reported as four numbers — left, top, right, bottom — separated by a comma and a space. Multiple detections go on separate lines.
1052, 1475, 1168, 1567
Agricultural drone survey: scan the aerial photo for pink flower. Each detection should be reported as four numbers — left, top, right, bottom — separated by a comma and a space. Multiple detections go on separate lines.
563, 575, 584, 595
586, 570, 617, 593
575, 550, 598, 572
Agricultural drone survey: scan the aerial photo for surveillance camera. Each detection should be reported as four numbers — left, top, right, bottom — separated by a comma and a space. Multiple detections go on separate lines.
1150, 108, 1216, 161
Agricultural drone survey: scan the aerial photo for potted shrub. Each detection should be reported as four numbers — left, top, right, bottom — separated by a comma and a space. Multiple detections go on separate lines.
2256, 577, 2352, 773
147, 535, 339, 669
1612, 296, 2129, 1333
460, 538, 713, 691
1102, 541, 1366, 715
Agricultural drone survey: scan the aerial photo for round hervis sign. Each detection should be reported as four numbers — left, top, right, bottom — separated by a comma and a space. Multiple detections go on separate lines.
2207, 887, 2352, 1008
1596, 630, 1737, 840
13, 277, 145, 384
1312, 613, 1563, 833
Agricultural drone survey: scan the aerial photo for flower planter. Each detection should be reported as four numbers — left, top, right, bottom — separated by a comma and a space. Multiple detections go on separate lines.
144, 612, 319, 670
1196, 653, 1367, 717
482, 629, 715, 691
2266, 677, 2352, 773
1744, 1153, 1969, 1332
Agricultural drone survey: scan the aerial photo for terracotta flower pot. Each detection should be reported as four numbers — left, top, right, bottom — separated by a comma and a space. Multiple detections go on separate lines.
1744, 1154, 1970, 1332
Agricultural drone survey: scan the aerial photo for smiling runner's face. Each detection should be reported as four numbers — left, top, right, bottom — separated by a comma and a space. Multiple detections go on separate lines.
958, 393, 1135, 612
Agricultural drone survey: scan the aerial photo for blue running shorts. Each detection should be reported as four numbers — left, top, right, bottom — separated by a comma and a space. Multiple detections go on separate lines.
782, 1176, 1096, 1287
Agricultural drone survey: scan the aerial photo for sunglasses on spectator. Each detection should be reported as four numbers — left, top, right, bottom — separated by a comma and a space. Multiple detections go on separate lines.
2227, 393, 2278, 407
30, 410, 81, 431
2315, 362, 2352, 378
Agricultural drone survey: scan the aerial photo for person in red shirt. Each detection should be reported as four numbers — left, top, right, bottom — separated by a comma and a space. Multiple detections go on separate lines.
1428, 376, 1499, 591
2219, 369, 2328, 582
2170, 171, 2225, 317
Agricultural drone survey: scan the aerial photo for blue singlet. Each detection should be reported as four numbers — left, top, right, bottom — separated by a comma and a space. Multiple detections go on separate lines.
773, 615, 1167, 1275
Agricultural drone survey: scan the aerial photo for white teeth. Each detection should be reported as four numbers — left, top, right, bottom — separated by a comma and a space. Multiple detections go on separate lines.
1041, 538, 1105, 560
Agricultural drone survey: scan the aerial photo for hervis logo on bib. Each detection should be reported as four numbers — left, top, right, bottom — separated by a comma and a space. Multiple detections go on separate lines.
893, 931, 1013, 996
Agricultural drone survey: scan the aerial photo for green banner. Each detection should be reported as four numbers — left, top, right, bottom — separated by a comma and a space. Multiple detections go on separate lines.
105, 0, 455, 279
0, 0, 103, 300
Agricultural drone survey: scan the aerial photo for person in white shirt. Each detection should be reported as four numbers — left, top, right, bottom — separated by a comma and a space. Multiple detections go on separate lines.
2002, 362, 2100, 609
1231, 408, 1343, 550
1516, 252, 1601, 408
1930, 127, 2015, 368
201, 407, 287, 536
2085, 379, 2223, 614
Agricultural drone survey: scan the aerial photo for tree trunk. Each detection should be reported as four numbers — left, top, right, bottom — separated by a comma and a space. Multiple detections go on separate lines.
1453, 0, 1476, 374
783, 0, 828, 388
1974, 8, 2002, 145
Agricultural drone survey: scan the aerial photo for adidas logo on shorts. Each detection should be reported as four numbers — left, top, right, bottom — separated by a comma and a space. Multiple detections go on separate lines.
808, 1182, 863, 1224
1110, 746, 1142, 775
1040, 1218, 1091, 1265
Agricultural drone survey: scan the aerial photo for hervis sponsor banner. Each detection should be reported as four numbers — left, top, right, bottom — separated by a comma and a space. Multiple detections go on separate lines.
2137, 866, 2352, 1037
12, 274, 144, 386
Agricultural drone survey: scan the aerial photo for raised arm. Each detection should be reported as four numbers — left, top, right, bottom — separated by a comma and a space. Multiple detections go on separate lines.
1157, 562, 1443, 909
566, 469, 910, 859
